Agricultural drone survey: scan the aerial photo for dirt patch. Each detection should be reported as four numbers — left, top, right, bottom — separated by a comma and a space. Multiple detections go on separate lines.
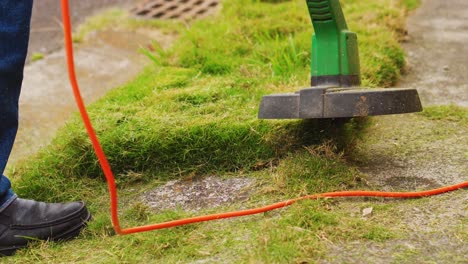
140, 176, 256, 212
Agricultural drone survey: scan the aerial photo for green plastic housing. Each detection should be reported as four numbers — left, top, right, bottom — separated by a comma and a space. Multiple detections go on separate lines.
306, 0, 361, 87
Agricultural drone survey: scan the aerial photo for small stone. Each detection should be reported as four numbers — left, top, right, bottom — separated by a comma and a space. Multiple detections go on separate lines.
362, 207, 373, 217
443, 65, 449, 71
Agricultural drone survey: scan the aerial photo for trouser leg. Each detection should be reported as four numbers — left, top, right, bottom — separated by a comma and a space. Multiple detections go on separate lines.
0, 0, 33, 208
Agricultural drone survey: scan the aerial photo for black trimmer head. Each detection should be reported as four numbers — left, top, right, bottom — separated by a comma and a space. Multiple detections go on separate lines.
258, 0, 422, 119
259, 87, 422, 119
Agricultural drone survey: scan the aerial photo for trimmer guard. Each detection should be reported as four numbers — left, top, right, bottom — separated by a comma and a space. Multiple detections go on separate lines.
258, 87, 422, 119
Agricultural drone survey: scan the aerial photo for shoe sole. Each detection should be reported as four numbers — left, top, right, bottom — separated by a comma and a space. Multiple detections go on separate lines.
0, 245, 23, 257
0, 210, 92, 257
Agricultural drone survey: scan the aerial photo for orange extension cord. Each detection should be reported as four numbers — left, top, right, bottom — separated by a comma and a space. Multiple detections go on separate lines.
60, 0, 467, 235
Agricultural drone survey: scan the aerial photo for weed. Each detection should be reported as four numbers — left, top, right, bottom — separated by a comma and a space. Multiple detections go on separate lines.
361, 226, 395, 241
140, 41, 169, 66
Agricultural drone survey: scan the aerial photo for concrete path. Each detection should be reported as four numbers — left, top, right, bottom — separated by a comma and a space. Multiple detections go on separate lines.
324, 0, 468, 262
29, 0, 136, 56
399, 0, 468, 106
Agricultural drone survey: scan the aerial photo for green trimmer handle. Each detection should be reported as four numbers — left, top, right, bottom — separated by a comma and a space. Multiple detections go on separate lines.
306, 0, 361, 87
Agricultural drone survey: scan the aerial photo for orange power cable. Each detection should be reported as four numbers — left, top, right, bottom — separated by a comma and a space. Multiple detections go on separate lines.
60, 0, 467, 235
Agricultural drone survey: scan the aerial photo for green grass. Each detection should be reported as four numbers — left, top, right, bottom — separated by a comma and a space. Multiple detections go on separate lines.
8, 0, 420, 262
420, 105, 468, 123
400, 0, 422, 11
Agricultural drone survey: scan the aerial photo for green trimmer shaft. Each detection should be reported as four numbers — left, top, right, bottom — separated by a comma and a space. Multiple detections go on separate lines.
258, 0, 422, 119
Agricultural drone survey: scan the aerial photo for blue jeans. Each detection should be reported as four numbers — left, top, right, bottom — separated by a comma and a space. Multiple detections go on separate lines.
0, 0, 33, 210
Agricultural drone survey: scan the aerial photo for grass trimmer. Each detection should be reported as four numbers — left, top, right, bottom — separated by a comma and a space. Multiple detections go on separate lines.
259, 0, 422, 119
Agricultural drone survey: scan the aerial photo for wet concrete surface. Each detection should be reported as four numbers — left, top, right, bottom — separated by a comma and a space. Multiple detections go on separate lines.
29, 0, 137, 57
399, 0, 468, 106
10, 29, 157, 165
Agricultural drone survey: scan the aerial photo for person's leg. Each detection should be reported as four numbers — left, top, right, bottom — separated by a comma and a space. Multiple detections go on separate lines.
0, 176, 15, 212
0, 1, 91, 256
0, 0, 32, 208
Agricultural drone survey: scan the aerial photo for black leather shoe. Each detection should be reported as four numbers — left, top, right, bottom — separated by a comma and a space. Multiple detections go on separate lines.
0, 197, 91, 256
